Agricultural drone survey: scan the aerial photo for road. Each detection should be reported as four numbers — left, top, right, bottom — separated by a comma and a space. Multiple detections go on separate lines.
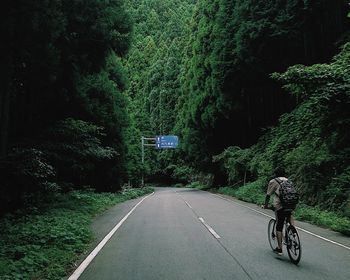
75, 187, 350, 280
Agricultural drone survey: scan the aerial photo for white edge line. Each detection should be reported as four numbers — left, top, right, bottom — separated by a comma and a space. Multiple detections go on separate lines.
211, 193, 350, 251
211, 194, 274, 219
68, 192, 154, 280
296, 227, 350, 250
199, 217, 221, 239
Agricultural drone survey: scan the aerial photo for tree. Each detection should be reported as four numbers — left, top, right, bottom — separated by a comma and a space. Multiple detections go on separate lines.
176, 0, 350, 175
1, 0, 133, 211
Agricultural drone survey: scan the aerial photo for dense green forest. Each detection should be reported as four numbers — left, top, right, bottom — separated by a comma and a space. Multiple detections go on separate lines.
0, 0, 133, 212
123, 0, 350, 220
0, 0, 349, 222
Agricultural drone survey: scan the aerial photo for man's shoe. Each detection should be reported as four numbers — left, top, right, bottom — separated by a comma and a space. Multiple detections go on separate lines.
273, 248, 283, 256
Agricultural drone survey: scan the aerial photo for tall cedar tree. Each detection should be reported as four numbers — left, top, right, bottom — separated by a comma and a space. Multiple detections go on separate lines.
0, 0, 132, 211
176, 0, 349, 176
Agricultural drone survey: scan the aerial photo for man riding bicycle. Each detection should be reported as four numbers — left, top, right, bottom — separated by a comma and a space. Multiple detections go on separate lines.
262, 168, 295, 256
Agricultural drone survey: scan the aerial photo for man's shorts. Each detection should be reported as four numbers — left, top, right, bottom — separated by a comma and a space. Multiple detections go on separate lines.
275, 209, 292, 231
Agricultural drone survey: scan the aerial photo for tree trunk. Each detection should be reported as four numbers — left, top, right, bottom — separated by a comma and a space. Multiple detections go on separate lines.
0, 12, 13, 157
0, 72, 11, 157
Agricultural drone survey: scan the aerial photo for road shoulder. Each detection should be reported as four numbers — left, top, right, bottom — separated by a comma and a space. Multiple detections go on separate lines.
208, 191, 350, 249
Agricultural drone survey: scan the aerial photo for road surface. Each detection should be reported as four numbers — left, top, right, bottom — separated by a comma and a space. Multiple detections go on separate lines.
75, 187, 350, 280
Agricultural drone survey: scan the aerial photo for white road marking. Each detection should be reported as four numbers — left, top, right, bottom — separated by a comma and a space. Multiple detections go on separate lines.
211, 194, 274, 219
175, 191, 193, 209
296, 227, 350, 250
211, 193, 350, 251
199, 217, 221, 239
68, 192, 154, 280
184, 200, 193, 209
177, 191, 220, 239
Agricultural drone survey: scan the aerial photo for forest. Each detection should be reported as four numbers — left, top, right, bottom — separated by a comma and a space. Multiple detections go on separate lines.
0, 0, 349, 278
1, 0, 349, 232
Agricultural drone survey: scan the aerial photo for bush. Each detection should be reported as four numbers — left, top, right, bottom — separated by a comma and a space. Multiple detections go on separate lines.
168, 164, 196, 183
215, 186, 237, 197
217, 180, 266, 204
234, 180, 266, 204
214, 42, 350, 217
42, 118, 118, 190
295, 204, 350, 236
321, 167, 350, 215
213, 146, 253, 185
0, 187, 153, 279
0, 148, 55, 213
186, 181, 202, 189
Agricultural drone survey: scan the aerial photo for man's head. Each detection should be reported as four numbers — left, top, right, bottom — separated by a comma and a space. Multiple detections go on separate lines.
273, 166, 285, 178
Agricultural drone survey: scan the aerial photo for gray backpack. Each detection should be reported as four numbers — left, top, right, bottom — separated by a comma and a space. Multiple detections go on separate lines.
275, 178, 299, 210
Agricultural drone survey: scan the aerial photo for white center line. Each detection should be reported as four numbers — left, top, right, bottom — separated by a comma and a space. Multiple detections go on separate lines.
199, 217, 221, 239
177, 191, 221, 239
184, 200, 193, 209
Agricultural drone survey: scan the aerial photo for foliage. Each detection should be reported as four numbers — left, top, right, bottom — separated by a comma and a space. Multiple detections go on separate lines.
123, 0, 196, 184
1, 0, 349, 238
0, 188, 153, 280
165, 163, 214, 187
166, 164, 197, 183
213, 146, 253, 185
321, 167, 350, 215
294, 204, 350, 236
186, 181, 203, 189
214, 186, 350, 236
0, 148, 56, 213
216, 180, 266, 205
42, 118, 118, 190
176, 0, 350, 175
216, 42, 350, 219
76, 69, 130, 188
0, 0, 133, 211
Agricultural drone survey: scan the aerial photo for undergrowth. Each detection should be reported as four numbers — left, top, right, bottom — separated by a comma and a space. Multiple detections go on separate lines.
209, 181, 350, 236
0, 187, 153, 280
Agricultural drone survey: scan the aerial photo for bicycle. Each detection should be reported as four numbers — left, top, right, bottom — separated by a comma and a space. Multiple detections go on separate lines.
267, 209, 302, 264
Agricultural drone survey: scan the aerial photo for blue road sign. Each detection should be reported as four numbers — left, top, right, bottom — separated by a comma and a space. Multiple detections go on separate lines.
156, 135, 178, 149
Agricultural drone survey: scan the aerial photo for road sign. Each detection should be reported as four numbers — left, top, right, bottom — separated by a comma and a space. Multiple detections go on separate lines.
155, 135, 178, 149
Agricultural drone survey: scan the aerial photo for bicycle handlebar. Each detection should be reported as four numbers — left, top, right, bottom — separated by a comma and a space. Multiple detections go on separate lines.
261, 205, 275, 211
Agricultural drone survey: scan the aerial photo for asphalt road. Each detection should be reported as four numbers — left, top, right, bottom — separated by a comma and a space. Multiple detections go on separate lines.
76, 187, 350, 280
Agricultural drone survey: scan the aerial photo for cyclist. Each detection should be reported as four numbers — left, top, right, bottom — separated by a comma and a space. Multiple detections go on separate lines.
262, 168, 295, 255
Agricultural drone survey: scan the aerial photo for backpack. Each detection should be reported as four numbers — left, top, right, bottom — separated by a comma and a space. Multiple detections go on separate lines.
275, 178, 299, 210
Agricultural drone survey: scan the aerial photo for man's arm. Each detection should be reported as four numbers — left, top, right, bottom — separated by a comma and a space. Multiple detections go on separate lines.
264, 194, 270, 209
263, 179, 275, 209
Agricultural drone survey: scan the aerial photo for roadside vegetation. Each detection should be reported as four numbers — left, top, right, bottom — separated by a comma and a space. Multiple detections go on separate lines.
210, 43, 350, 236
1, 2, 349, 278
206, 183, 350, 236
0, 187, 153, 280
128, 1, 349, 235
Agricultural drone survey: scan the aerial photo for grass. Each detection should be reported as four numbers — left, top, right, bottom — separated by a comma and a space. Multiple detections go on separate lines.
214, 179, 266, 205
191, 180, 350, 237
0, 187, 153, 280
294, 204, 350, 236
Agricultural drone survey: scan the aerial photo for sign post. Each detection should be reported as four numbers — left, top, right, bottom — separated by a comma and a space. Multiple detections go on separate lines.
141, 135, 179, 186
141, 136, 156, 186
155, 135, 178, 149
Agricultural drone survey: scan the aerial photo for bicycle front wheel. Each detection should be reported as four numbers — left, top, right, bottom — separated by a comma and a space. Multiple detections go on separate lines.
268, 219, 277, 251
286, 225, 302, 264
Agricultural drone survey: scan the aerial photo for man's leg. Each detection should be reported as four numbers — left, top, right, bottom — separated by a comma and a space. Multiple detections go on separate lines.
289, 214, 295, 226
276, 231, 283, 250
275, 210, 284, 255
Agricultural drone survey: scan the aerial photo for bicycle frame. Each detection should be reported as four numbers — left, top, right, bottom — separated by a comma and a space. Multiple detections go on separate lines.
268, 217, 302, 264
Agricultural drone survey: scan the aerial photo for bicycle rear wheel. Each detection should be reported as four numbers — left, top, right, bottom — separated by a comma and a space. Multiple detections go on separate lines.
268, 219, 277, 251
286, 225, 301, 264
